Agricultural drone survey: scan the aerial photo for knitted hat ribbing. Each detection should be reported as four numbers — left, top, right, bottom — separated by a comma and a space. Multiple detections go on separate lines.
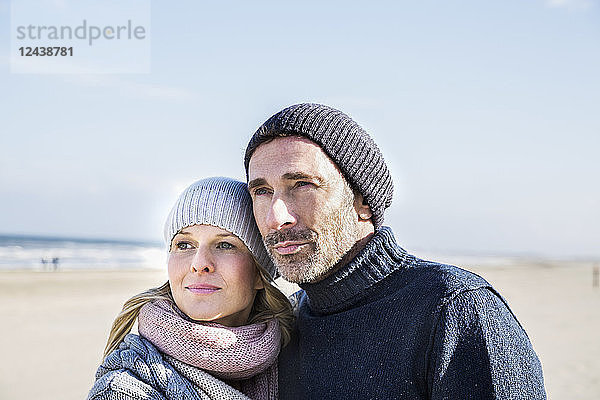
244, 103, 393, 229
164, 177, 275, 278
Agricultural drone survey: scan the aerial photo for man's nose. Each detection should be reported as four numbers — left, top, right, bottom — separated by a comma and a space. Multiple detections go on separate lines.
265, 197, 296, 231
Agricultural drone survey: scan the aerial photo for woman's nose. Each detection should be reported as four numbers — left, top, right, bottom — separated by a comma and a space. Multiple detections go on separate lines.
189, 248, 215, 273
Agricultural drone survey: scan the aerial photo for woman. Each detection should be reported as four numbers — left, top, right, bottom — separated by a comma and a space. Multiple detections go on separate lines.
88, 177, 294, 400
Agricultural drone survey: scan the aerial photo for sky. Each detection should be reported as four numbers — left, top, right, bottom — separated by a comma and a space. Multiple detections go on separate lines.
1, 0, 599, 259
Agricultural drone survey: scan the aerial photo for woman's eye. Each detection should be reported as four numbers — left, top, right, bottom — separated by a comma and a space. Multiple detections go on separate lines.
175, 242, 193, 251
254, 187, 269, 196
216, 242, 234, 250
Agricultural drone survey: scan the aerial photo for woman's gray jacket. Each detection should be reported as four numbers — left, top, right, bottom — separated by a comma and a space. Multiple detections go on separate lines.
88, 334, 249, 400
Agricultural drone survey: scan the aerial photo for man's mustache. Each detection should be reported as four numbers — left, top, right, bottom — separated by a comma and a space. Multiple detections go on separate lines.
264, 229, 317, 247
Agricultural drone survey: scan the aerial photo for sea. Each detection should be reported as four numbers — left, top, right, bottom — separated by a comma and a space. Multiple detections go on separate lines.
0, 234, 166, 271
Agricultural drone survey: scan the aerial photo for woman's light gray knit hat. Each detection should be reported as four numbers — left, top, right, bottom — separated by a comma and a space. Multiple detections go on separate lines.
163, 177, 276, 278
244, 103, 393, 229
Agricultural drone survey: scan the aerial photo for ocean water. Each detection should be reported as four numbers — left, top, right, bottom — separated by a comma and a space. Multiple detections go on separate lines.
0, 234, 166, 271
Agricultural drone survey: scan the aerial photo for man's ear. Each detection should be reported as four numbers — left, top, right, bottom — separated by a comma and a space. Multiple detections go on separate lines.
353, 193, 372, 221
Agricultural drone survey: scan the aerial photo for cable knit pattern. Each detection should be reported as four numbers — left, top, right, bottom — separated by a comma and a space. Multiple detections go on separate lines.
138, 299, 279, 399
166, 356, 251, 400
89, 334, 250, 400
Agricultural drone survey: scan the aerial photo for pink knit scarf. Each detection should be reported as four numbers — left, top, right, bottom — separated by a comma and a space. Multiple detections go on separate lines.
138, 299, 280, 400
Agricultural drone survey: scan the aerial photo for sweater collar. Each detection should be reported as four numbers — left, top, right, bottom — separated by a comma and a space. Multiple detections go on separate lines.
299, 227, 415, 314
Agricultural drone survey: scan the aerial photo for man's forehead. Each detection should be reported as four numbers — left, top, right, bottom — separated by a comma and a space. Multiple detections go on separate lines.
250, 137, 322, 166
248, 136, 342, 181
257, 136, 321, 153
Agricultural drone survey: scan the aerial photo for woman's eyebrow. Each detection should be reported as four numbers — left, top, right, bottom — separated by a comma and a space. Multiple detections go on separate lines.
215, 233, 236, 238
176, 232, 236, 239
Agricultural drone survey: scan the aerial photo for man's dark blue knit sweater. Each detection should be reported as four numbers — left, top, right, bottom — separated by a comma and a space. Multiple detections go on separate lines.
278, 227, 546, 400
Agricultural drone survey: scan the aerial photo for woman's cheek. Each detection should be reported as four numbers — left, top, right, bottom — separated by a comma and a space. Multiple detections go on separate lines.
167, 254, 186, 281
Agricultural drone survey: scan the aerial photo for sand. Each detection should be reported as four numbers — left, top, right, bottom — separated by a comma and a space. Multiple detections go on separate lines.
0, 260, 598, 399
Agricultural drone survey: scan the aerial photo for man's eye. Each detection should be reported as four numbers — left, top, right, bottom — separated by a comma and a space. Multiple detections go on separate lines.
295, 181, 312, 188
216, 242, 234, 250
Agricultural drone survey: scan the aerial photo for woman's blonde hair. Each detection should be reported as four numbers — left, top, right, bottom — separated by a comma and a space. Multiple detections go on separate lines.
103, 260, 294, 358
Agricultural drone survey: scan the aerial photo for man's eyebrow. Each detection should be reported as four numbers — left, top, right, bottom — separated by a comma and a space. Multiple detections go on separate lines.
248, 173, 325, 190
282, 172, 324, 185
248, 178, 268, 190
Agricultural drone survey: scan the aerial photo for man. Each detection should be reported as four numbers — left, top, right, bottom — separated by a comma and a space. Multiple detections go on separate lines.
244, 103, 546, 399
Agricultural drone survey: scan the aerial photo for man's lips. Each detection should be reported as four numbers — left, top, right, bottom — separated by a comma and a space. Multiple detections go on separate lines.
185, 283, 221, 294
272, 241, 309, 255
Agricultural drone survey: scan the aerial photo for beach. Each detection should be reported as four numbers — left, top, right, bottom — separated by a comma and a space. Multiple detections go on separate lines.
0, 260, 598, 399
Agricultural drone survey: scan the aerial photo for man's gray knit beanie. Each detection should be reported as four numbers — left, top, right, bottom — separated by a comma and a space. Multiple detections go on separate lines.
164, 177, 276, 278
244, 103, 393, 229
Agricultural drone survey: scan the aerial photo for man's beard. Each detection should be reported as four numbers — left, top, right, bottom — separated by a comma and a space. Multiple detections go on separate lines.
264, 190, 359, 284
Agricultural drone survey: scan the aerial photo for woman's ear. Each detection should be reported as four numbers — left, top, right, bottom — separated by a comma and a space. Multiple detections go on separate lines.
353, 193, 373, 221
254, 268, 265, 290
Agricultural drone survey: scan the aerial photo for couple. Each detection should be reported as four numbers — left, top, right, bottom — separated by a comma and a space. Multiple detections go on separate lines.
88, 104, 546, 399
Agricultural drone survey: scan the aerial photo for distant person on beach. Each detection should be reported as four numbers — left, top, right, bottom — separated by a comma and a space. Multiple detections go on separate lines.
88, 177, 294, 400
244, 103, 546, 399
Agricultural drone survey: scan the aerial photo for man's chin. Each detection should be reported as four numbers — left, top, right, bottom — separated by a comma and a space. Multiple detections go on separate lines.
277, 270, 306, 284
268, 247, 330, 283
273, 259, 330, 284
271, 257, 313, 284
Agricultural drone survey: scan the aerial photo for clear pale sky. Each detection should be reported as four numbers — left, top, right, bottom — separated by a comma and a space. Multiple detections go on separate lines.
1, 0, 599, 259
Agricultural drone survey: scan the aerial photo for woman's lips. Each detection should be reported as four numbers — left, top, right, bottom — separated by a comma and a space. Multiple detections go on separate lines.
273, 241, 309, 255
186, 284, 221, 294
